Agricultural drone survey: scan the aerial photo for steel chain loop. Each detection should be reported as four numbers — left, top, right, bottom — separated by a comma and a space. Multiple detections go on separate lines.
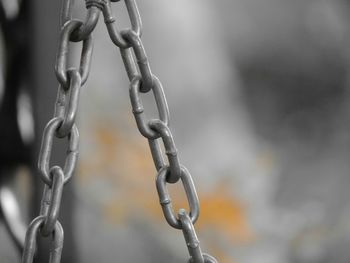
121, 30, 154, 92
178, 209, 205, 263
22, 0, 218, 262
22, 216, 64, 263
179, 210, 219, 263
60, 0, 101, 42
55, 19, 93, 88
148, 138, 166, 170
120, 48, 139, 81
129, 76, 169, 139
149, 119, 181, 183
55, 69, 82, 138
37, 117, 79, 186
156, 166, 200, 229
102, 0, 142, 49
69, 7, 100, 42
40, 167, 65, 237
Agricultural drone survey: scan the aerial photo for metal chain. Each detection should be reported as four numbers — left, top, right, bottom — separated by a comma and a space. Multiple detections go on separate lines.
22, 0, 94, 261
22, 0, 218, 262
101, 1, 218, 261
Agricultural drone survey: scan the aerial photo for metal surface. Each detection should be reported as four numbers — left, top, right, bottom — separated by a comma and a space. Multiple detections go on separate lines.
102, 0, 142, 49
40, 167, 64, 237
129, 76, 169, 139
55, 69, 82, 138
22, 0, 218, 262
70, 7, 100, 42
37, 117, 79, 186
55, 20, 93, 88
149, 119, 181, 183
156, 166, 200, 229
178, 210, 218, 263
121, 30, 153, 92
22, 216, 64, 263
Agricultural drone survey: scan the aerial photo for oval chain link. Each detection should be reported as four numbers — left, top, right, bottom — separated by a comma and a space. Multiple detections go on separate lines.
22, 0, 90, 262
55, 69, 82, 138
129, 76, 169, 139
40, 167, 65, 237
55, 19, 93, 88
121, 30, 153, 92
37, 117, 79, 186
156, 166, 200, 229
179, 209, 205, 263
22, 216, 64, 263
149, 119, 181, 183
102, 0, 142, 48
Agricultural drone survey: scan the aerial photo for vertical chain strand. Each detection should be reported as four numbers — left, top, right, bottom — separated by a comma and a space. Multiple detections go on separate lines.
22, 0, 97, 261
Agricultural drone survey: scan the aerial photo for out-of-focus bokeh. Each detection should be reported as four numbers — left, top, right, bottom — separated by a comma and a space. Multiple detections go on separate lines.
1, 0, 350, 262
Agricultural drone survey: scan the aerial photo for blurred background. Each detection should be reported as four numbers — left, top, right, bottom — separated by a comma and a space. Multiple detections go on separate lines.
1, 0, 350, 262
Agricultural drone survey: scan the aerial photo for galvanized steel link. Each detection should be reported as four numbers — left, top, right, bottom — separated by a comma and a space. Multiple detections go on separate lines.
179, 209, 205, 263
129, 76, 170, 139
38, 117, 79, 186
40, 167, 65, 237
179, 210, 218, 263
70, 6, 101, 42
121, 30, 153, 92
22, 216, 64, 263
55, 19, 93, 88
120, 48, 139, 81
156, 166, 200, 229
149, 119, 181, 183
101, 0, 154, 92
55, 69, 82, 138
102, 0, 142, 49
148, 138, 166, 171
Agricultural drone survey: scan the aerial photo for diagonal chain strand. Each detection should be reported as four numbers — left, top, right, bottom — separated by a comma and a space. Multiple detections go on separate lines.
22, 0, 218, 262
102, 0, 217, 261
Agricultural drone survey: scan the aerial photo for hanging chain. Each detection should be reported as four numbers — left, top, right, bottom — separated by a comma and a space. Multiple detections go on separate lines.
22, 0, 218, 262
22, 1, 94, 261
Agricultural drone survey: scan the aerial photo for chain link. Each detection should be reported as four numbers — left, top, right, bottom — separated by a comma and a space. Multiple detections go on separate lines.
22, 216, 64, 263
55, 20, 93, 88
40, 167, 65, 236
102, 0, 142, 48
55, 69, 82, 138
149, 119, 182, 183
156, 166, 200, 229
129, 76, 169, 139
22, 0, 218, 262
37, 117, 79, 186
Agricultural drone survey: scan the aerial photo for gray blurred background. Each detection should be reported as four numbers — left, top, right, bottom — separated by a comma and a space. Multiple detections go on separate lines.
1, 0, 350, 262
